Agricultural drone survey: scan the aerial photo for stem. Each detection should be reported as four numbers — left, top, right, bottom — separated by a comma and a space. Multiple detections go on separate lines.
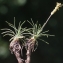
25, 38, 35, 63
42, 14, 52, 30
25, 43, 31, 63
14, 51, 23, 63
9, 40, 23, 63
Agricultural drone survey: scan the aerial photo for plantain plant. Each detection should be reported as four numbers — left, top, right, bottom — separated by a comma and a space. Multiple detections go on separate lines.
1, 2, 63, 63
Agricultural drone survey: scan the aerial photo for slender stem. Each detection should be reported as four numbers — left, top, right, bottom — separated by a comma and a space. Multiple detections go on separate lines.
42, 14, 52, 30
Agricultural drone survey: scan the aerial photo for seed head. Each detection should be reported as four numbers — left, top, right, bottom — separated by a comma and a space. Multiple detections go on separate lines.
51, 2, 63, 15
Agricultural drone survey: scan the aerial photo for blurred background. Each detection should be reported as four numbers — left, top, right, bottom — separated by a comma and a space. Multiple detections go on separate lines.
0, 0, 63, 63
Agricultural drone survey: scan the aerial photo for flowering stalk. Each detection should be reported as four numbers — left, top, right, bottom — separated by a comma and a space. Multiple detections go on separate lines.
25, 2, 63, 63
42, 2, 63, 30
